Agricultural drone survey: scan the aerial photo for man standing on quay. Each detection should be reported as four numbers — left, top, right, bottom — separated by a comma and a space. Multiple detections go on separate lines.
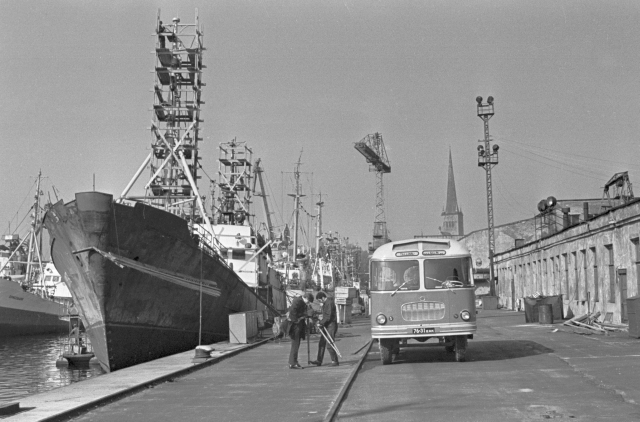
310, 291, 339, 367
288, 292, 314, 369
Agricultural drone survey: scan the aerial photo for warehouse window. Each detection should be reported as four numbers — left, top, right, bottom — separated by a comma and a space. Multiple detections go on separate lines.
563, 253, 569, 298
572, 251, 578, 300
605, 244, 615, 303
633, 238, 640, 295
581, 249, 587, 301
591, 247, 598, 302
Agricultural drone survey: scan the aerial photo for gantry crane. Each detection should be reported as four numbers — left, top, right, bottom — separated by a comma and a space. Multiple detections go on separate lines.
354, 132, 391, 252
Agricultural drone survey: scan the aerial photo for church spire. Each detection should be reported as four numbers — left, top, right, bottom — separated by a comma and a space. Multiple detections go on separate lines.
445, 148, 459, 214
440, 148, 464, 236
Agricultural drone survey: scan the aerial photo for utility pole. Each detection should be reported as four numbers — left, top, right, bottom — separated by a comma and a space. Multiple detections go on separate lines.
476, 96, 500, 296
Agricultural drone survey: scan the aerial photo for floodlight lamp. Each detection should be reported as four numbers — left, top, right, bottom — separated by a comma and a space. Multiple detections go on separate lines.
537, 200, 548, 213
547, 196, 557, 207
476, 96, 483, 105
487, 96, 494, 105
492, 144, 499, 151
477, 145, 483, 151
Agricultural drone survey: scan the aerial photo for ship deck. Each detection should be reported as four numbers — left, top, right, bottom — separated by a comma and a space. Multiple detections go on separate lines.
4, 315, 372, 422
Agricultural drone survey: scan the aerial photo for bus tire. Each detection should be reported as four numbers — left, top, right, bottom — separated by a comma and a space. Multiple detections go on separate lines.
454, 336, 467, 362
444, 336, 454, 352
380, 339, 393, 365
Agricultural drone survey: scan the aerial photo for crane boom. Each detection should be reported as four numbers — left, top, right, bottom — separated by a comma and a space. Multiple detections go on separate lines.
253, 158, 275, 241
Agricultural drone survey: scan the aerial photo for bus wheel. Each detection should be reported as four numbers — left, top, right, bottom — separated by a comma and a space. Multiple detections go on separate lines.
444, 336, 454, 352
379, 339, 393, 365
454, 336, 467, 362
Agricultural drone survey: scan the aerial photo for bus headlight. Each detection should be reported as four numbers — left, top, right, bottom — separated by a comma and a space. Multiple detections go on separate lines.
460, 310, 471, 321
376, 314, 387, 325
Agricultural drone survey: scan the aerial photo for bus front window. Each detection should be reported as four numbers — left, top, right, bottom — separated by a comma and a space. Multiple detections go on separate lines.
423, 258, 472, 289
371, 260, 420, 291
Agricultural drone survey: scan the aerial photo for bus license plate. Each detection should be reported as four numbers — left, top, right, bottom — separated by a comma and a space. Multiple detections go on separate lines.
412, 328, 435, 334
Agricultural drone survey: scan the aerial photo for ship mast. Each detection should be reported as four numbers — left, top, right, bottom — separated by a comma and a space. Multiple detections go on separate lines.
118, 10, 218, 248
288, 153, 304, 261
253, 158, 274, 241
215, 139, 253, 226
25, 171, 44, 286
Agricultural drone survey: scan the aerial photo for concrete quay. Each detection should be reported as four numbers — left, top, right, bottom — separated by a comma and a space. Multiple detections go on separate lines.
5, 316, 372, 422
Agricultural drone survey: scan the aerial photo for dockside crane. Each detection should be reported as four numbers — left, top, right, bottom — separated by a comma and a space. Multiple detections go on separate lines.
354, 133, 391, 252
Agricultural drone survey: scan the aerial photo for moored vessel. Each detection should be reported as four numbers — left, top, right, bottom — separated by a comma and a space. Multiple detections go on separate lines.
0, 172, 70, 336
44, 11, 276, 372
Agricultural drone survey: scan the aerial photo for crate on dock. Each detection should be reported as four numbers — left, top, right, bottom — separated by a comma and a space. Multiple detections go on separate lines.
335, 297, 353, 305
229, 311, 259, 344
335, 287, 357, 299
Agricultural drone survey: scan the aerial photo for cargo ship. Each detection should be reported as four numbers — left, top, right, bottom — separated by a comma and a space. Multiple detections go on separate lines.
44, 11, 280, 373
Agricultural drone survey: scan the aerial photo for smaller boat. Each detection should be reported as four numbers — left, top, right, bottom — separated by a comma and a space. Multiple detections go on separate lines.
56, 310, 96, 367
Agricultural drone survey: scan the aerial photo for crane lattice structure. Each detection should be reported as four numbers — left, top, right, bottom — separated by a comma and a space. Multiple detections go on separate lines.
355, 133, 391, 251
119, 10, 212, 238
603, 171, 634, 208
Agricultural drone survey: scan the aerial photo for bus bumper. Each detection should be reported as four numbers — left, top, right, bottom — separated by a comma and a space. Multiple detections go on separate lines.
371, 322, 477, 339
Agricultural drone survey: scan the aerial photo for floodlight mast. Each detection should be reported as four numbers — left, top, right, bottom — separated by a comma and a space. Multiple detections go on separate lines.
354, 132, 391, 252
476, 96, 499, 296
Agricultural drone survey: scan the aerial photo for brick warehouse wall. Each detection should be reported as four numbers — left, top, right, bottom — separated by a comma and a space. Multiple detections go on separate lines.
494, 199, 640, 324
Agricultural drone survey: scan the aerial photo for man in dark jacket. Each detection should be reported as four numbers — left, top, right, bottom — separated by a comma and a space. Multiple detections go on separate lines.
309, 291, 339, 367
288, 292, 314, 369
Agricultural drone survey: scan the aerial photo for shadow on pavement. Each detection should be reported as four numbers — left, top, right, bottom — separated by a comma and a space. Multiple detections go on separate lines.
360, 339, 554, 370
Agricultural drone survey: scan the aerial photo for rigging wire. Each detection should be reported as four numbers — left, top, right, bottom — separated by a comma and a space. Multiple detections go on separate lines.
502, 145, 619, 179
3, 178, 39, 237
493, 171, 534, 218
496, 136, 640, 170
500, 148, 605, 182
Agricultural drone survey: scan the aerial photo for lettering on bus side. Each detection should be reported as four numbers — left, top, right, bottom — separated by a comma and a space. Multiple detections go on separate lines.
422, 250, 446, 256
395, 251, 419, 257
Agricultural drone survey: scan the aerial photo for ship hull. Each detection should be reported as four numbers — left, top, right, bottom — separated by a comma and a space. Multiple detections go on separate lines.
0, 279, 68, 336
45, 192, 262, 372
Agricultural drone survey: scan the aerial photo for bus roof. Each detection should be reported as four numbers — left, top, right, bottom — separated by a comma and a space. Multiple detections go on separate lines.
371, 238, 471, 260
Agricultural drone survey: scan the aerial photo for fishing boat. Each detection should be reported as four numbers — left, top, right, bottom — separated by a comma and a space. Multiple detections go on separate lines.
44, 11, 277, 373
0, 173, 70, 336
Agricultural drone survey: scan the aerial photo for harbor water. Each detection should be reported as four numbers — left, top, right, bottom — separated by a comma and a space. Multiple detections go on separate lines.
0, 333, 104, 403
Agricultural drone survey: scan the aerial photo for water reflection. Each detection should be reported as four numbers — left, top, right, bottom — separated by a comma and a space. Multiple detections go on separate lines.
0, 333, 104, 403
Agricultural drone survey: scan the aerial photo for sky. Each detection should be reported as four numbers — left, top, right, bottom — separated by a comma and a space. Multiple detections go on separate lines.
2, 0, 640, 250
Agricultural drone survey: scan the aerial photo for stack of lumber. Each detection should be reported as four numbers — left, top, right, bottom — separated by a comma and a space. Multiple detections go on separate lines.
563, 311, 628, 335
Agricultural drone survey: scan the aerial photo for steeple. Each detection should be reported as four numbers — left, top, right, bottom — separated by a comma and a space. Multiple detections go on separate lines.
441, 148, 464, 236
445, 148, 459, 214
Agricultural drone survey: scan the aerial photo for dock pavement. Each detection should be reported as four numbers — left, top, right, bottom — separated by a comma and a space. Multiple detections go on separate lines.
5, 315, 372, 422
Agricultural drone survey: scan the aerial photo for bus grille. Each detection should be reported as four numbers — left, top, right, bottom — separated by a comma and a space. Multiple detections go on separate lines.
401, 301, 445, 321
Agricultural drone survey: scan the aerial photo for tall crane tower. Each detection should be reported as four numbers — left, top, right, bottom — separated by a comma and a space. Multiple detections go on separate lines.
355, 132, 391, 251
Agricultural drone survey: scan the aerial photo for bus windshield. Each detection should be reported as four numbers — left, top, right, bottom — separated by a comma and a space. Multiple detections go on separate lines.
423, 257, 472, 289
370, 260, 420, 291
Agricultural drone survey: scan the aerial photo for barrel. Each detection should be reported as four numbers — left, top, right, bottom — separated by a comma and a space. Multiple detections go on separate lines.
539, 304, 553, 325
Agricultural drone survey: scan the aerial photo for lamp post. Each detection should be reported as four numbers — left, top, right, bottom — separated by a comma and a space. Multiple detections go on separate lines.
476, 96, 499, 296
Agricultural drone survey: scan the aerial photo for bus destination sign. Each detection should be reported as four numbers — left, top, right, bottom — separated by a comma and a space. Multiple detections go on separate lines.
395, 251, 419, 257
422, 250, 446, 256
